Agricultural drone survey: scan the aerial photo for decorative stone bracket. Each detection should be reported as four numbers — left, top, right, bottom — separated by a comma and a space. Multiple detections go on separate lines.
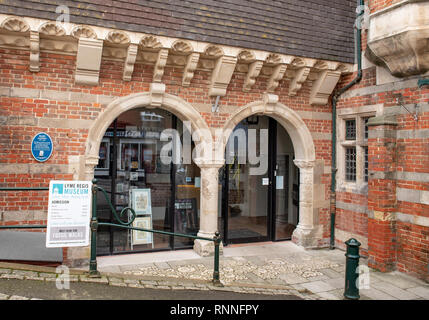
267, 64, 287, 93
29, 31, 39, 72
310, 70, 341, 105
263, 93, 279, 114
75, 38, 103, 86
243, 60, 263, 92
0, 14, 354, 100
209, 55, 237, 96
153, 49, 169, 83
289, 67, 310, 96
182, 52, 200, 87
149, 82, 166, 107
123, 44, 138, 82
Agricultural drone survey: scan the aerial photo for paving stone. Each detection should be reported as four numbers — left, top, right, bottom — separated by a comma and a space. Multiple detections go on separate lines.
80, 276, 109, 284
154, 262, 171, 269
325, 278, 345, 290
110, 282, 128, 287
406, 286, 429, 300
1, 274, 24, 280
316, 290, 342, 300
25, 276, 46, 281
127, 283, 146, 289
320, 268, 343, 279
12, 270, 38, 277
39, 273, 57, 278
0, 293, 10, 300
300, 280, 336, 293
279, 273, 308, 284
171, 286, 185, 290
0, 268, 11, 274
371, 281, 420, 300
9, 295, 29, 300
123, 279, 140, 284
370, 272, 424, 289
140, 280, 158, 286
144, 284, 157, 289
360, 287, 398, 300
304, 274, 330, 281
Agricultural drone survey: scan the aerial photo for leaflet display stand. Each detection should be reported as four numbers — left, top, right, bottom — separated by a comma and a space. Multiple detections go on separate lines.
129, 188, 154, 249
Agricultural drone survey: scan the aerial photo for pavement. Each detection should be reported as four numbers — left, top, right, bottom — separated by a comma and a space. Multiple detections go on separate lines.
1, 241, 428, 300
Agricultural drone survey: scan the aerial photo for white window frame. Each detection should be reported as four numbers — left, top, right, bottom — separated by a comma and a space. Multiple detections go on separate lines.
336, 104, 383, 192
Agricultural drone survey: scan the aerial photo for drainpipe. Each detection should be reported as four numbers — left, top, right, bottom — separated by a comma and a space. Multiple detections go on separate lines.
330, 0, 364, 250
418, 79, 429, 88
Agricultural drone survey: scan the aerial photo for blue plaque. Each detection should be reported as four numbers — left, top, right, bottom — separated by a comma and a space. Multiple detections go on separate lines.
31, 132, 53, 162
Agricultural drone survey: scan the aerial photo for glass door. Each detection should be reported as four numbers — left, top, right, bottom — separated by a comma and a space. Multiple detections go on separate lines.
221, 115, 299, 245
273, 122, 299, 240
223, 116, 270, 244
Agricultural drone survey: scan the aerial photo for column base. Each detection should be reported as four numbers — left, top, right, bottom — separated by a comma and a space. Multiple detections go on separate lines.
193, 233, 223, 257
292, 224, 323, 249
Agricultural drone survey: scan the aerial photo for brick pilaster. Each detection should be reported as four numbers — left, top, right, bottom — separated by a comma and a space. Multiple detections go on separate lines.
367, 116, 397, 272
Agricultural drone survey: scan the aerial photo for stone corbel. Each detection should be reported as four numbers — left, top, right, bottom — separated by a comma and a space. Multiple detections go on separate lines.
267, 64, 287, 93
75, 38, 103, 86
263, 93, 279, 114
289, 67, 310, 96
209, 55, 237, 96
153, 49, 169, 83
309, 70, 341, 105
123, 44, 138, 81
149, 82, 166, 107
182, 52, 200, 87
29, 31, 40, 72
243, 60, 263, 92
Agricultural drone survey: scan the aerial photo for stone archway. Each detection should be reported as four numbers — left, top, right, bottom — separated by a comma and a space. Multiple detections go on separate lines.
216, 96, 321, 248
83, 88, 212, 180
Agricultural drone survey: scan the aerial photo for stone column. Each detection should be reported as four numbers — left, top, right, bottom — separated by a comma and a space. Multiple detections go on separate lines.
291, 159, 322, 248
193, 160, 224, 256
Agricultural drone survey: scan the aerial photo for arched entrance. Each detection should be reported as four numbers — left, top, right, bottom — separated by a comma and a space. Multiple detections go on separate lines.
218, 99, 320, 248
219, 115, 300, 244
83, 91, 212, 255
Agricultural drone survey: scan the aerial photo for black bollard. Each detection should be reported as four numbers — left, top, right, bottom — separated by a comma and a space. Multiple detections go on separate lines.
344, 238, 361, 300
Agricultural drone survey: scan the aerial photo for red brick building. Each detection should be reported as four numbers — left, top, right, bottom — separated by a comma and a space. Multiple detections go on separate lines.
0, 1, 427, 282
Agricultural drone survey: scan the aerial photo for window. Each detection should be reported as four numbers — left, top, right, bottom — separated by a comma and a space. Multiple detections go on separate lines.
337, 109, 377, 188
345, 119, 356, 140
345, 147, 357, 181
364, 146, 368, 182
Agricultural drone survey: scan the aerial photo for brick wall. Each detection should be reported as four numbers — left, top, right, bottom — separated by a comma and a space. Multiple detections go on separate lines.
334, 0, 429, 280
0, 46, 333, 252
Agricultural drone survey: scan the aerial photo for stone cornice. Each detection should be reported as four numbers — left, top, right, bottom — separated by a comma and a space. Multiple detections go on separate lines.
0, 14, 353, 104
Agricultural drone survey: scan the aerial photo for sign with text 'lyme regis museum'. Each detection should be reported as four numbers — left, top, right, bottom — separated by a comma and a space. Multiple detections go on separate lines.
46, 181, 92, 248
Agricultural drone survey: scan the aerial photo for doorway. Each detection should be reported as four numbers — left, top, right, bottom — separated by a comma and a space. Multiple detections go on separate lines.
219, 116, 299, 245
94, 107, 201, 255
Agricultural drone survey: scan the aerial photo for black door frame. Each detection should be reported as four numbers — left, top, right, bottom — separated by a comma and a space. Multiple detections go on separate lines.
222, 117, 286, 245
99, 113, 199, 256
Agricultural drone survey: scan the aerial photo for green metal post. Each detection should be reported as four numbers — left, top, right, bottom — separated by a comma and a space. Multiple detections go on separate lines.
344, 238, 361, 300
89, 178, 101, 278
212, 231, 222, 286
418, 78, 429, 88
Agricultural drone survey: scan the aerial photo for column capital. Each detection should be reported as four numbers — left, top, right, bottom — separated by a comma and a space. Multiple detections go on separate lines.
194, 158, 225, 169
293, 159, 315, 169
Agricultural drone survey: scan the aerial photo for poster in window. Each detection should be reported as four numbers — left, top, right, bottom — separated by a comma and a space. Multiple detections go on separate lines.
132, 216, 153, 245
130, 188, 152, 215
